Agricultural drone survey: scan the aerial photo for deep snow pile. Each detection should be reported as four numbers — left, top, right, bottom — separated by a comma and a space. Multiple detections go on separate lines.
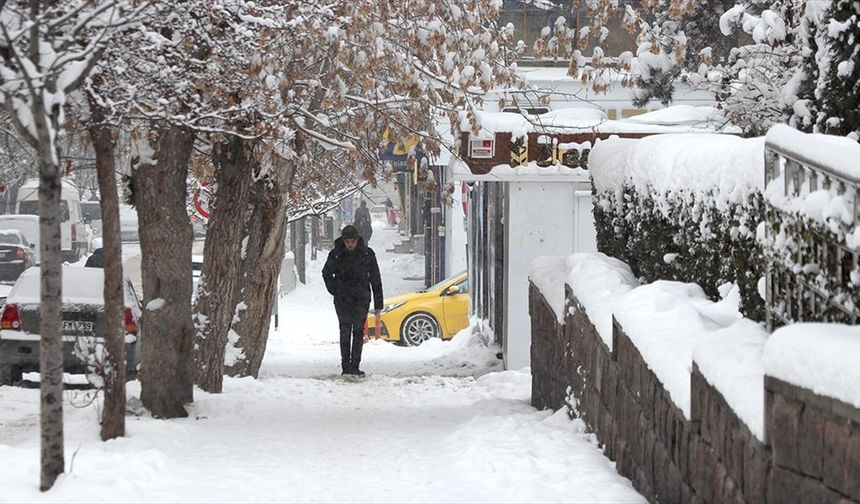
528, 256, 568, 323
566, 253, 639, 349
692, 317, 767, 441
0, 227, 643, 503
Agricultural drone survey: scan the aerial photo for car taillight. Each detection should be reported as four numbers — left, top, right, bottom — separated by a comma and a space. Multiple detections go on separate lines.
1, 304, 21, 330
124, 307, 137, 334
13, 247, 26, 260
71, 223, 77, 242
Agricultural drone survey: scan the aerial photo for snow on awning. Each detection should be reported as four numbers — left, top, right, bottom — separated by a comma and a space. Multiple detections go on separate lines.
448, 157, 590, 183
460, 109, 736, 140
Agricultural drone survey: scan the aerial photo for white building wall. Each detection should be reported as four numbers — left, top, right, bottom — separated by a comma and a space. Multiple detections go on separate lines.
504, 180, 592, 370
445, 177, 468, 279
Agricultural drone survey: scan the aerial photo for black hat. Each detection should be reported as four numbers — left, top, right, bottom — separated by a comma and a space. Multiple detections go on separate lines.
341, 225, 359, 239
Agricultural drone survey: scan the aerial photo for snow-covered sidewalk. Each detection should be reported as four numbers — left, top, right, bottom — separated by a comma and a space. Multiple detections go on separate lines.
0, 225, 643, 503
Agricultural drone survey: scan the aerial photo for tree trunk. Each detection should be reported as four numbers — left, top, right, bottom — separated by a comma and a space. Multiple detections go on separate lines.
29, 85, 64, 493
88, 100, 126, 441
36, 155, 64, 491
295, 218, 306, 284
135, 125, 196, 418
193, 136, 254, 393
225, 170, 289, 378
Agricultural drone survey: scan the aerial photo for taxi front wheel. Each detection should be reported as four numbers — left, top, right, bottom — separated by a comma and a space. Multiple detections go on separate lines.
400, 313, 439, 347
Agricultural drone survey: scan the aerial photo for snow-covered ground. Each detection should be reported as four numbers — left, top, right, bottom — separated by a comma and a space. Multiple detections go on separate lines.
0, 226, 643, 503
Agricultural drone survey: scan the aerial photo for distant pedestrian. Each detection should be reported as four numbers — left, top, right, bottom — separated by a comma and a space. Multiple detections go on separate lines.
353, 200, 373, 244
322, 225, 384, 376
385, 197, 397, 227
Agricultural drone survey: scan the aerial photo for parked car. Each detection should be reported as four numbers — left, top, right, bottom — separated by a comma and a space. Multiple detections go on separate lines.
0, 215, 40, 264
0, 265, 143, 385
16, 178, 88, 261
0, 230, 36, 282
365, 271, 469, 346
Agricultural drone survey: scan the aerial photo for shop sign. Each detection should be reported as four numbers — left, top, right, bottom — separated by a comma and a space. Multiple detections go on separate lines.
470, 139, 495, 159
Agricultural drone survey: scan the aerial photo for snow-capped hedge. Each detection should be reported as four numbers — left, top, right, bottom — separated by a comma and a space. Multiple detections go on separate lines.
589, 134, 766, 319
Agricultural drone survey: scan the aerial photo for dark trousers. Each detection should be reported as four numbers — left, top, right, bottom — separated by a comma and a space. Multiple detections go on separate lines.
335, 300, 366, 370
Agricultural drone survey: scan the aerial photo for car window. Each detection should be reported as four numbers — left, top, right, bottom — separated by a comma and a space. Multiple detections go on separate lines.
19, 200, 70, 221
423, 271, 467, 293
81, 202, 101, 221
0, 231, 21, 245
454, 278, 469, 294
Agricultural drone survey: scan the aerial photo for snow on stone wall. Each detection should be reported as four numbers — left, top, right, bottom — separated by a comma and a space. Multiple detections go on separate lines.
764, 323, 860, 409
530, 254, 860, 503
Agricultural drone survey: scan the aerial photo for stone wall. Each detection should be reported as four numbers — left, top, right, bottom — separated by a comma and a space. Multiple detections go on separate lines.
529, 281, 860, 504
766, 376, 860, 503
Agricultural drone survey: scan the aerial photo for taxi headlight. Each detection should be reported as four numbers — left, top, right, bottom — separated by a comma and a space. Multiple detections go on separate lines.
381, 301, 406, 313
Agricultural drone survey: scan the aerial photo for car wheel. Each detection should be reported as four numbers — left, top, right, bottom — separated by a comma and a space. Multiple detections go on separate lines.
400, 313, 439, 347
0, 365, 22, 386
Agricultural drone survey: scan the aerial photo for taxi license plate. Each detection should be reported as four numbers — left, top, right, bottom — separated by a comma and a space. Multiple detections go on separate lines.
62, 320, 93, 333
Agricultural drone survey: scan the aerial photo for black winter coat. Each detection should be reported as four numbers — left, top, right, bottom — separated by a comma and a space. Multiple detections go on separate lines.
353, 206, 373, 243
322, 236, 384, 312
85, 248, 104, 268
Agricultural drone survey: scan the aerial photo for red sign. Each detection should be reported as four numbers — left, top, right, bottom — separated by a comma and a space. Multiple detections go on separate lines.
193, 181, 210, 220
469, 139, 495, 159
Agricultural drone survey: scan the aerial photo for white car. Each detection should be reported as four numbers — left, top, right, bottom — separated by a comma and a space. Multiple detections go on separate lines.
16, 178, 88, 261
0, 215, 40, 264
0, 266, 143, 385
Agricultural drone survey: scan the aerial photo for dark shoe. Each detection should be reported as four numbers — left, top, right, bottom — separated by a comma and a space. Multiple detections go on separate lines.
349, 361, 365, 377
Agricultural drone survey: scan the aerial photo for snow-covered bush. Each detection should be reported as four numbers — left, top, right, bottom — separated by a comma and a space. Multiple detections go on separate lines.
590, 134, 766, 319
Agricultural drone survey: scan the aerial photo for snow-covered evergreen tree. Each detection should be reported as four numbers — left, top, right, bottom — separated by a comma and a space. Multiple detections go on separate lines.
814, 0, 860, 139
786, 1, 831, 133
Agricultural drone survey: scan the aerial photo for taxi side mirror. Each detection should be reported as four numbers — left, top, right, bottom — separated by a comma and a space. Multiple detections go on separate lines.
445, 285, 461, 296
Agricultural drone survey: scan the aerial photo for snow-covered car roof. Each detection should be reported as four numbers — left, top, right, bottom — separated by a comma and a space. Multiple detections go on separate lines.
0, 229, 26, 244
0, 214, 38, 222
6, 266, 137, 307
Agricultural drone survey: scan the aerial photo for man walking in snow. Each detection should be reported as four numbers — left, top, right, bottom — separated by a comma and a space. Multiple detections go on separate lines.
353, 200, 373, 244
322, 225, 384, 376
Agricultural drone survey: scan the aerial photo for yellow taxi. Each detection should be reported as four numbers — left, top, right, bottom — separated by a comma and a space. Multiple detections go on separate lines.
365, 271, 469, 346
